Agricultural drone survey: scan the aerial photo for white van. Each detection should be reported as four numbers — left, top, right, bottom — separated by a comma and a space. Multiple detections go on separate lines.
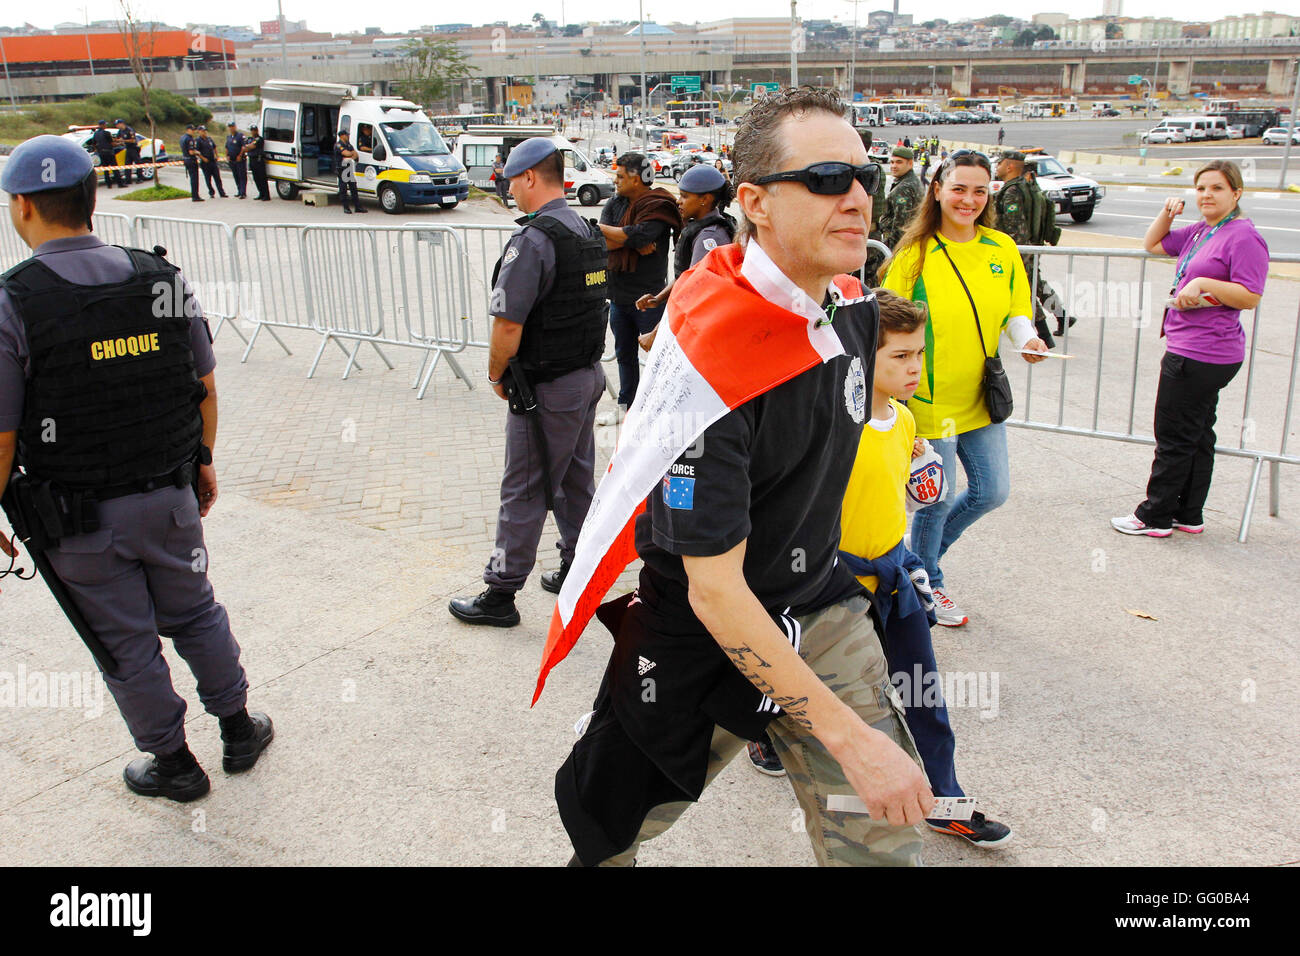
260, 80, 469, 213
1090, 101, 1112, 116
455, 126, 614, 206
1162, 116, 1211, 141
1203, 116, 1230, 140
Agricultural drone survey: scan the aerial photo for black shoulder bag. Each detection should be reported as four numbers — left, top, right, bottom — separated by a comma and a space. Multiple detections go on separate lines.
937, 240, 1014, 424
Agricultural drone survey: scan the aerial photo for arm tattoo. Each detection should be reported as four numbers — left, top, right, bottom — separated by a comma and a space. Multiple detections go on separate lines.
719, 643, 815, 732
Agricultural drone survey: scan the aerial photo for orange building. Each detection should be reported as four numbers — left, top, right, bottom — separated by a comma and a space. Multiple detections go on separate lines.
0, 31, 235, 78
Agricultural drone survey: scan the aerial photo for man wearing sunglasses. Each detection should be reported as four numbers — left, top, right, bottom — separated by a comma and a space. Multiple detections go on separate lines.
555, 88, 934, 867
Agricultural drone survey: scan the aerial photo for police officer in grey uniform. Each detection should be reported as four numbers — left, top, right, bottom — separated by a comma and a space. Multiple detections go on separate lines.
449, 137, 609, 627
0, 135, 272, 802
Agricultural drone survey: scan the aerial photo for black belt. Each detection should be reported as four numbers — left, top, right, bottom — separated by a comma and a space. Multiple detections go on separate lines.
91, 463, 195, 502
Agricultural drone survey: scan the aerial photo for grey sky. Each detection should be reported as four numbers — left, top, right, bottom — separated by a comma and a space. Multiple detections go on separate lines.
11, 2, 1292, 35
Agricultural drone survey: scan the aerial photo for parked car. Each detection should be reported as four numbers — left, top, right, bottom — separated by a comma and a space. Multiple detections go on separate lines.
1140, 125, 1188, 144
671, 150, 728, 179
1262, 126, 1300, 145
952, 110, 978, 124
61, 125, 168, 181
972, 110, 1000, 123
647, 150, 675, 177
1226, 125, 1244, 140
1095, 108, 1121, 117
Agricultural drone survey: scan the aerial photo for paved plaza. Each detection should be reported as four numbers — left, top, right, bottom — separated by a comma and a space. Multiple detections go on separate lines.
1, 177, 1297, 867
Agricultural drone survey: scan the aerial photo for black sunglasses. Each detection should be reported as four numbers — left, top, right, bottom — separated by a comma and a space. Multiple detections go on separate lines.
753, 161, 880, 197
939, 149, 992, 174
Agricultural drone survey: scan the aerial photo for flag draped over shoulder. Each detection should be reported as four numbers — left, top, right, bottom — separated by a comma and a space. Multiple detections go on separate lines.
532, 242, 865, 704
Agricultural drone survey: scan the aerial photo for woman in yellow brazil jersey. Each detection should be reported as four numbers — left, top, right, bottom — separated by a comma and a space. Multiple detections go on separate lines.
880, 151, 1048, 627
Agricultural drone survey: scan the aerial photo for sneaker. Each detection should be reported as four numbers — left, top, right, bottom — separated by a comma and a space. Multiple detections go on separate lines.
1172, 520, 1204, 534
596, 404, 627, 427
1110, 513, 1172, 537
931, 587, 968, 627
927, 810, 1013, 849
746, 736, 786, 777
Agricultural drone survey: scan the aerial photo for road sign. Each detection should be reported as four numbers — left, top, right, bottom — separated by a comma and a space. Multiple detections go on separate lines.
671, 75, 701, 93
1128, 75, 1143, 85
751, 82, 780, 95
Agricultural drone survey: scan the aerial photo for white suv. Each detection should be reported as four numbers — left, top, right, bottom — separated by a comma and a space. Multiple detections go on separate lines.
1262, 126, 1300, 145
1140, 126, 1187, 144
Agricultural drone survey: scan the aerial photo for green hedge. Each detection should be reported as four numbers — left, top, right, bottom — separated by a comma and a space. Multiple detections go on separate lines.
24, 89, 212, 131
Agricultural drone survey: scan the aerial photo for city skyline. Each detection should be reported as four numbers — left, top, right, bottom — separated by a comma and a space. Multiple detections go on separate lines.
5, 2, 1296, 36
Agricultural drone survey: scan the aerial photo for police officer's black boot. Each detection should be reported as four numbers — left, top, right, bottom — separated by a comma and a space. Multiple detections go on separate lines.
449, 587, 520, 627
540, 561, 570, 595
124, 745, 210, 802
220, 709, 274, 773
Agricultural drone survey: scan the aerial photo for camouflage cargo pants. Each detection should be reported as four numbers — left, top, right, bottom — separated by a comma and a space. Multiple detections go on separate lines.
591, 595, 927, 866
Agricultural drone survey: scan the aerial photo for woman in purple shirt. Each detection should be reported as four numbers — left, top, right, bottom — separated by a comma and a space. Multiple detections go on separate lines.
1113, 160, 1268, 536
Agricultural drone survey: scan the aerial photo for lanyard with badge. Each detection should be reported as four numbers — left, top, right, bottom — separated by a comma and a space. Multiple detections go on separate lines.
1161, 209, 1237, 337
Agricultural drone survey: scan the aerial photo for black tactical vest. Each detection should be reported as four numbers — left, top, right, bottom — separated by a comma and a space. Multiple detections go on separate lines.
2, 247, 207, 489
673, 210, 736, 278
493, 214, 609, 382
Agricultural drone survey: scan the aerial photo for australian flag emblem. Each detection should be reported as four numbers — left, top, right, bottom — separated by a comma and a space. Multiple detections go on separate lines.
663, 475, 695, 510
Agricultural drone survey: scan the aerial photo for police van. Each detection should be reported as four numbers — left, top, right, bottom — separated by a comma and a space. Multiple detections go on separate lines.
454, 126, 614, 206
259, 80, 470, 213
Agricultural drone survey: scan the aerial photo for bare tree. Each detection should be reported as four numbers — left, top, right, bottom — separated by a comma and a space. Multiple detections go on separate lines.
116, 0, 159, 189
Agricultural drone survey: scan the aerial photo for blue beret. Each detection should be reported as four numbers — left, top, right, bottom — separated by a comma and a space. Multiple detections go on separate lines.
503, 137, 558, 178
0, 134, 95, 195
678, 164, 727, 194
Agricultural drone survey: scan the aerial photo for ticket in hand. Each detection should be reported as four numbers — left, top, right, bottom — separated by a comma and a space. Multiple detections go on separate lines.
826, 794, 976, 820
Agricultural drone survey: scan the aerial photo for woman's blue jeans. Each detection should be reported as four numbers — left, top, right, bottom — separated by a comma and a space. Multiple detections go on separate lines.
910, 422, 1010, 590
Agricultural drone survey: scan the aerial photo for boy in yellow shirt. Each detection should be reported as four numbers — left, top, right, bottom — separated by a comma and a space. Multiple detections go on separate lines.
818, 290, 1012, 847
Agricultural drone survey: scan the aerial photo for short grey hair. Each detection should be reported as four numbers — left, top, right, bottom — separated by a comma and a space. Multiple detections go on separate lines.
732, 87, 850, 241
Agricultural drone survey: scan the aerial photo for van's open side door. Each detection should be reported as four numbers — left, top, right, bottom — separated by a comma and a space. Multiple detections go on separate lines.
262, 103, 302, 184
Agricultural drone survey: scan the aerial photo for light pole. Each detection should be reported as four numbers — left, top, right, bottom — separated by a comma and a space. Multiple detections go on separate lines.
221, 37, 235, 119
1149, 40, 1162, 118
638, 0, 648, 150
0, 36, 16, 110
184, 54, 203, 103
1278, 57, 1299, 188
277, 0, 289, 74
82, 7, 95, 77
844, 0, 860, 101
790, 1, 799, 87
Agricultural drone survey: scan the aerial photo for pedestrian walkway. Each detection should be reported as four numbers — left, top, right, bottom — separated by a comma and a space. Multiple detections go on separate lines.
1, 266, 1297, 868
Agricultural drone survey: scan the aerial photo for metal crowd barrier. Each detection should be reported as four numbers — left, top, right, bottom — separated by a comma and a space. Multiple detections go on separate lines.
297, 224, 472, 398
0, 209, 144, 268
132, 215, 242, 342
229, 223, 303, 363
2, 204, 1297, 539
441, 223, 515, 349
1010, 244, 1300, 542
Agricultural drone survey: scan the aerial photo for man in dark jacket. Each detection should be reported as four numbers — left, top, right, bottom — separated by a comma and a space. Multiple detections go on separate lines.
596, 152, 682, 424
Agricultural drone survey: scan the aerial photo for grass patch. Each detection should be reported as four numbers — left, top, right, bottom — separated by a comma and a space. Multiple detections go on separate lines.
0, 90, 212, 154
116, 184, 191, 201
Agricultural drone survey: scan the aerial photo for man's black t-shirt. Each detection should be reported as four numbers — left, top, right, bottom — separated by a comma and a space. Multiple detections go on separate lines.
634, 291, 879, 620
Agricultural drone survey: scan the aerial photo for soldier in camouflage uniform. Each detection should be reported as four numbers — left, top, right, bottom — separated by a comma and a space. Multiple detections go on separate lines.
995, 152, 1056, 349
879, 146, 925, 254
858, 127, 889, 283
1024, 163, 1076, 337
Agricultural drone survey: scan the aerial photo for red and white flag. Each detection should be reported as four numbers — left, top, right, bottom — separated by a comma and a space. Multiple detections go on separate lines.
533, 242, 867, 704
